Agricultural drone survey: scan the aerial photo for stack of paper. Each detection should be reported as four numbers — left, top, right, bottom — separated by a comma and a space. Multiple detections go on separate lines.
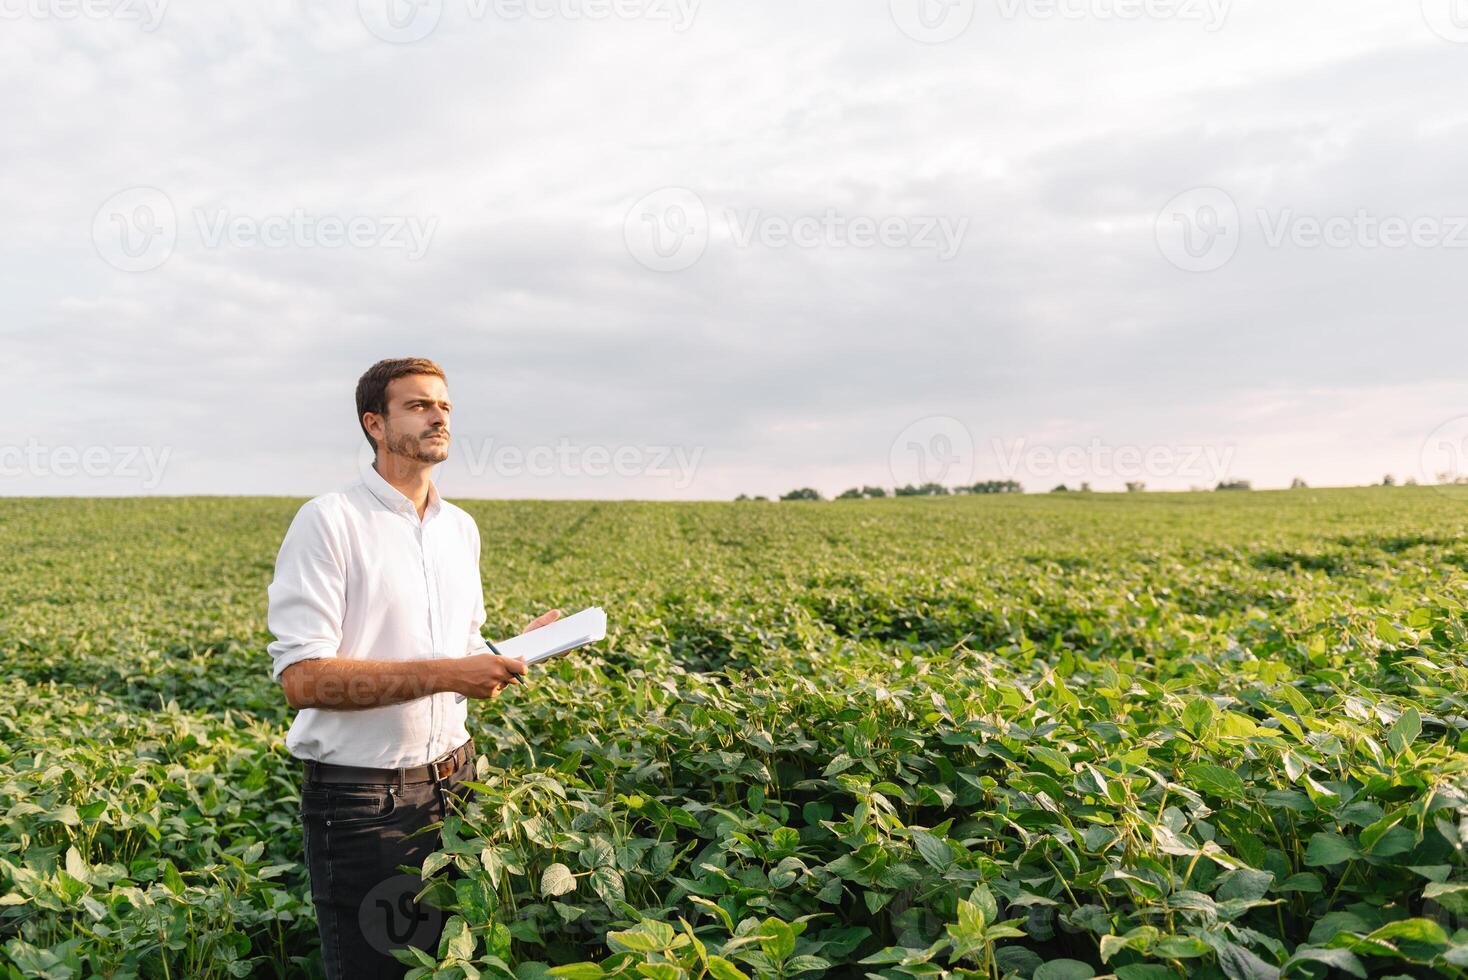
492, 606, 607, 665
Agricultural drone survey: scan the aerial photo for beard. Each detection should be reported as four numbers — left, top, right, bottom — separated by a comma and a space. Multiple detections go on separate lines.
384, 427, 449, 464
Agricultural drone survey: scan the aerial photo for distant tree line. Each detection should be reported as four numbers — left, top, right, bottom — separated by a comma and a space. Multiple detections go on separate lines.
747, 480, 1024, 502
739, 473, 1433, 501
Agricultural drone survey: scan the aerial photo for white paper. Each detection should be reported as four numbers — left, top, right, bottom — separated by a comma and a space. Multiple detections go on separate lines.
490, 606, 607, 665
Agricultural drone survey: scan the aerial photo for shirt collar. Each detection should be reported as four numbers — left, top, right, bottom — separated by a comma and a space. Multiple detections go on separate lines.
360, 457, 442, 523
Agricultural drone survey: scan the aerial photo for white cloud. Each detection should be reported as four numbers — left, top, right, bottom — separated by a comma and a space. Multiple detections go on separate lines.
2, 0, 1465, 498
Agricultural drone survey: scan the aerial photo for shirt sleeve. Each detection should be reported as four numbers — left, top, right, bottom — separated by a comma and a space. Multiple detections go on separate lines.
466, 518, 493, 656
267, 501, 347, 683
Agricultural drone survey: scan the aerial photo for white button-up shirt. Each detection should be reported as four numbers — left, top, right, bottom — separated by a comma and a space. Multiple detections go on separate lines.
266, 459, 493, 768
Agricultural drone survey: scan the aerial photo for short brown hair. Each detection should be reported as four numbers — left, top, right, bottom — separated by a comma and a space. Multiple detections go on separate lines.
355, 357, 447, 451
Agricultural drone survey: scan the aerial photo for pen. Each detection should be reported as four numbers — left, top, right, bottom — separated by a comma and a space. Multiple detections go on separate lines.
455, 638, 526, 703
485, 635, 526, 686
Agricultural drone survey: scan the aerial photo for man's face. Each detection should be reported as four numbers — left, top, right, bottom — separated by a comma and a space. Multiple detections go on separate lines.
372, 374, 452, 465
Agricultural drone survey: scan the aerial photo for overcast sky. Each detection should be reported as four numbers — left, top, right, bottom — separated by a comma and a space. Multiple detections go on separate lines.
3, 0, 1467, 499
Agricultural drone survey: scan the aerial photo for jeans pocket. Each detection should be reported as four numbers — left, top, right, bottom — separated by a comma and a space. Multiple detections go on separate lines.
327, 787, 398, 828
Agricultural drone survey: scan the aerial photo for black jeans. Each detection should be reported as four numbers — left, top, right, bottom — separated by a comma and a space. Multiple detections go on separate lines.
299, 746, 476, 980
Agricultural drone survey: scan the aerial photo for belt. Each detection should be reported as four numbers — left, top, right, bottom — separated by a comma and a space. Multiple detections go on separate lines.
302, 739, 475, 787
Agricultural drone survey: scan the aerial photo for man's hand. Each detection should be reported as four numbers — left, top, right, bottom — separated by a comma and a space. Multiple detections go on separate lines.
436, 610, 567, 702
523, 608, 576, 660
445, 653, 528, 700
523, 609, 563, 633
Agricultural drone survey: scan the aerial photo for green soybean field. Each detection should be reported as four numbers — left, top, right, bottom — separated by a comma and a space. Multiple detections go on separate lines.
5, 488, 1468, 979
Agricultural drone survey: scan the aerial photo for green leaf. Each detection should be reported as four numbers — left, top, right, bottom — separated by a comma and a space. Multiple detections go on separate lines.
968, 883, 999, 924
1034, 959, 1096, 979
1365, 917, 1449, 946
1216, 942, 1280, 980
589, 865, 625, 905
784, 955, 832, 973
759, 918, 796, 962
1182, 697, 1216, 738
540, 863, 576, 897
609, 930, 665, 953
1154, 935, 1210, 958
909, 829, 953, 871
1029, 744, 1074, 775
1304, 832, 1358, 867
548, 966, 605, 980
1282, 947, 1365, 978
1217, 867, 1274, 903
438, 916, 475, 961
706, 957, 748, 980
1424, 881, 1468, 914
1387, 706, 1422, 757
1185, 763, 1246, 798
161, 859, 185, 896
1275, 873, 1323, 894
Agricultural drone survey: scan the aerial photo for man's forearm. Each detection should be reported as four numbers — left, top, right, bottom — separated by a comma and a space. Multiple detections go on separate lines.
281, 657, 456, 711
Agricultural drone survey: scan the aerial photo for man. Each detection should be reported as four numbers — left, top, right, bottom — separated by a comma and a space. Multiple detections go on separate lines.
267, 357, 560, 978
